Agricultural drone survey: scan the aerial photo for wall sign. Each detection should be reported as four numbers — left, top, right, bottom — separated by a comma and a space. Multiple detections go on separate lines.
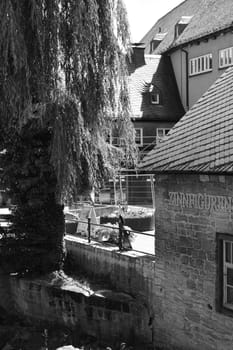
169, 192, 233, 212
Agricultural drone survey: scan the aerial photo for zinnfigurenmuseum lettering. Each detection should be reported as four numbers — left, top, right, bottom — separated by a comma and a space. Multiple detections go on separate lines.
169, 192, 233, 212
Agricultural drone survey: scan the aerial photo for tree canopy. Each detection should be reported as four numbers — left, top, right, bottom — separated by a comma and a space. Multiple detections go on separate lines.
0, 0, 136, 273
0, 0, 136, 202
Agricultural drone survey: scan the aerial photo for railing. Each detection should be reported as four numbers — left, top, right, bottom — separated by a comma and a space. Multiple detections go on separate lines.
109, 136, 159, 162
65, 216, 155, 256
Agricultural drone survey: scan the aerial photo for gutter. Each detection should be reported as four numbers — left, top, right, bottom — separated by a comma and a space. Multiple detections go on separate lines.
161, 24, 233, 55
132, 169, 233, 176
181, 48, 189, 110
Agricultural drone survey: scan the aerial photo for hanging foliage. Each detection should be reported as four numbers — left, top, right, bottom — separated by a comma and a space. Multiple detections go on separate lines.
0, 0, 136, 202
0, 0, 136, 273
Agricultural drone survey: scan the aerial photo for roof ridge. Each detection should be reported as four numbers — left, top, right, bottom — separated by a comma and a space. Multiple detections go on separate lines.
169, 23, 233, 52
140, 0, 187, 43
141, 0, 233, 55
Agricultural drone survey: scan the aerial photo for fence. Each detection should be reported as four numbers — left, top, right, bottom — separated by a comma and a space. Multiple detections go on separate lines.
65, 214, 155, 256
96, 174, 155, 208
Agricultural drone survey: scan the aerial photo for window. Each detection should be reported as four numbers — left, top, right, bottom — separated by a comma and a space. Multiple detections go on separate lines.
219, 47, 233, 68
174, 16, 193, 39
223, 239, 233, 310
149, 84, 161, 105
151, 92, 160, 104
156, 128, 170, 144
189, 53, 213, 76
217, 234, 233, 314
135, 128, 143, 146
150, 33, 167, 53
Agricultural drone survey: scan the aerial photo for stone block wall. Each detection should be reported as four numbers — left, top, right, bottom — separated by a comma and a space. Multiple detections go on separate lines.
66, 173, 233, 349
152, 173, 233, 350
66, 238, 156, 344
6, 275, 150, 345
2, 172, 233, 348
66, 238, 156, 307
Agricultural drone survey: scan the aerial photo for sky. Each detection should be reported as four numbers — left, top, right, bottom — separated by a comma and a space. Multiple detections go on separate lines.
123, 0, 184, 42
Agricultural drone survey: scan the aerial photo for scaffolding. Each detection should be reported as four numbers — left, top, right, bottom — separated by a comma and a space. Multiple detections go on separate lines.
96, 173, 155, 209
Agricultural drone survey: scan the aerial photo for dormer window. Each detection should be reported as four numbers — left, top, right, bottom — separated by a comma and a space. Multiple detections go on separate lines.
174, 16, 193, 39
150, 32, 167, 53
151, 92, 160, 104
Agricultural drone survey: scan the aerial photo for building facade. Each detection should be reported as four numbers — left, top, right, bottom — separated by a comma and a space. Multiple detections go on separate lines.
141, 0, 233, 109
126, 44, 184, 161
151, 172, 233, 350
139, 62, 233, 348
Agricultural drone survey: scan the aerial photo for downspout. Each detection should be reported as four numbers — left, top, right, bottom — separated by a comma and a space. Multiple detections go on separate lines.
181, 48, 189, 110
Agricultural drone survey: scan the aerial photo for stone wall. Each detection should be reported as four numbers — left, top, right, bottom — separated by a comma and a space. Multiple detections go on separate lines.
66, 238, 156, 344
66, 173, 233, 349
2, 172, 232, 348
1, 274, 150, 345
66, 237, 156, 304
0, 269, 15, 314
152, 173, 233, 350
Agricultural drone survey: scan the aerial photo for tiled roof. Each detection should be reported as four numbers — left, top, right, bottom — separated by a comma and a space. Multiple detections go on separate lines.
129, 55, 184, 120
139, 66, 233, 173
141, 0, 233, 54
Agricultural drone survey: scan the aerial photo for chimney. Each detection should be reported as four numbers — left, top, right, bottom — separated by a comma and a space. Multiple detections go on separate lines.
131, 43, 146, 68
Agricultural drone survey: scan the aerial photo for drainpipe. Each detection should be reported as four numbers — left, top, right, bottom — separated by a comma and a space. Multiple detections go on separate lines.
181, 48, 189, 110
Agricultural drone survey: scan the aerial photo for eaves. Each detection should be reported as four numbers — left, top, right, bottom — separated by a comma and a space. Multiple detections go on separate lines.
160, 24, 233, 55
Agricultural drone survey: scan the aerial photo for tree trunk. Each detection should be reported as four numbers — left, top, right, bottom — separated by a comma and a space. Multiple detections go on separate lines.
2, 125, 66, 275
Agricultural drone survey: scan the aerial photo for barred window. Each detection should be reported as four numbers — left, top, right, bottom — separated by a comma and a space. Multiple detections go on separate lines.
189, 53, 213, 76
219, 47, 233, 68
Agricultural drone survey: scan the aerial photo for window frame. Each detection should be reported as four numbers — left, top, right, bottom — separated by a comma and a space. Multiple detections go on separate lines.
151, 92, 160, 105
217, 233, 233, 317
134, 128, 143, 146
156, 128, 170, 144
223, 239, 233, 310
189, 53, 213, 76
219, 47, 233, 69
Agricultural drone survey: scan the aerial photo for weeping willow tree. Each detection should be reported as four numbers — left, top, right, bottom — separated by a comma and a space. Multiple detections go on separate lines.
0, 0, 136, 274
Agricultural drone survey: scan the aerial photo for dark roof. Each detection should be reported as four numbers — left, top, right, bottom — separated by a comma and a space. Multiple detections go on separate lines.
129, 55, 184, 120
141, 0, 233, 54
139, 66, 233, 173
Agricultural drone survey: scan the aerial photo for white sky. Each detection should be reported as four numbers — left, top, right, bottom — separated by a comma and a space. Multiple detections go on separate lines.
124, 0, 184, 42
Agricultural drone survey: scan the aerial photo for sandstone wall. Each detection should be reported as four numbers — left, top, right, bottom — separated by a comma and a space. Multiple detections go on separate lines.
152, 173, 233, 350
2, 173, 232, 349
2, 275, 150, 345
66, 173, 233, 350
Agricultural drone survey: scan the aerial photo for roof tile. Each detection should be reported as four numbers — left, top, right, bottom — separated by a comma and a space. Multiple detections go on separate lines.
141, 0, 233, 54
129, 55, 184, 120
139, 66, 233, 173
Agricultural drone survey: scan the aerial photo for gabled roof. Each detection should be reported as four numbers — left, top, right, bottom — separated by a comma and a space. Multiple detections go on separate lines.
141, 0, 233, 54
129, 55, 184, 120
139, 66, 233, 173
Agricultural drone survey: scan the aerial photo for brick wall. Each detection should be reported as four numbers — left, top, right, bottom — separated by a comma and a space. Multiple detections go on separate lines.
152, 173, 233, 350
